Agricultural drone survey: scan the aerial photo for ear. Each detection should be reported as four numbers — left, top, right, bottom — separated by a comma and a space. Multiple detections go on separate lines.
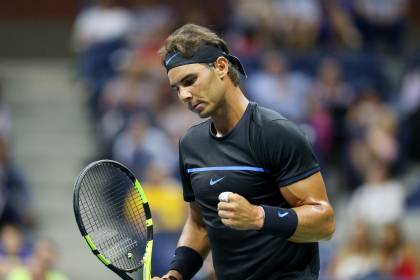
214, 56, 229, 79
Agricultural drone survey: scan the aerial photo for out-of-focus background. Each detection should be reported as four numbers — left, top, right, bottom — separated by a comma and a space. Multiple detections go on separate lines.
0, 0, 420, 279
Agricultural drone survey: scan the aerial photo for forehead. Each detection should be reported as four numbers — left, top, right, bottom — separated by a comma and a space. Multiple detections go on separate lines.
167, 63, 208, 85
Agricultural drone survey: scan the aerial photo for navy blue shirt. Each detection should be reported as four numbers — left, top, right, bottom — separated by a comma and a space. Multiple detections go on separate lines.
179, 102, 321, 280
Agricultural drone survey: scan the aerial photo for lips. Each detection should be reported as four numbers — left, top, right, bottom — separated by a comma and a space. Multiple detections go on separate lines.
191, 102, 204, 111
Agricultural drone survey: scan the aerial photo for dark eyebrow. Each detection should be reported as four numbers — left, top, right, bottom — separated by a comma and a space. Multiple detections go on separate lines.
170, 74, 195, 89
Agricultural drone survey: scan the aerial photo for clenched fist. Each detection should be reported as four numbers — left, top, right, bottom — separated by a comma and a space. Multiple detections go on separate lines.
217, 192, 265, 230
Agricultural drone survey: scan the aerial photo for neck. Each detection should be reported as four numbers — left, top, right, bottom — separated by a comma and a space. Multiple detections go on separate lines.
212, 87, 249, 136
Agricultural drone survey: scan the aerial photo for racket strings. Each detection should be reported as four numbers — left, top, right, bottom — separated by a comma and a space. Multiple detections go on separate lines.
78, 163, 148, 271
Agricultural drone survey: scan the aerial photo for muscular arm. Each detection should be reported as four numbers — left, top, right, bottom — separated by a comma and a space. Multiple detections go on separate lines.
218, 172, 335, 243
280, 171, 335, 243
164, 202, 210, 280
177, 201, 211, 254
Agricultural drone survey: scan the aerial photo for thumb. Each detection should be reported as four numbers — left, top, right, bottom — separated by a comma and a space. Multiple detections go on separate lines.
218, 191, 233, 202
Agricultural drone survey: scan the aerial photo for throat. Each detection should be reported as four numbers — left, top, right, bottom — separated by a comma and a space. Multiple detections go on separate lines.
211, 92, 249, 136
210, 122, 225, 137
215, 130, 224, 137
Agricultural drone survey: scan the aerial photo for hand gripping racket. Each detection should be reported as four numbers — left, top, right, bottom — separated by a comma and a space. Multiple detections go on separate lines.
73, 159, 153, 280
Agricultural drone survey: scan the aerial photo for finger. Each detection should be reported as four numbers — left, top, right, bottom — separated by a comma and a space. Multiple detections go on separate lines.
228, 192, 244, 202
220, 217, 232, 227
221, 218, 242, 230
217, 201, 232, 210
218, 209, 233, 219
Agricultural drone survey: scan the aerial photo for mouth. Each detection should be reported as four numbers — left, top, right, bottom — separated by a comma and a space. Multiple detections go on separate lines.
190, 102, 204, 112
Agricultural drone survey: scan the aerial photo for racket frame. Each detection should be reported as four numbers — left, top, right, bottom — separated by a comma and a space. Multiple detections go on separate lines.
73, 159, 153, 280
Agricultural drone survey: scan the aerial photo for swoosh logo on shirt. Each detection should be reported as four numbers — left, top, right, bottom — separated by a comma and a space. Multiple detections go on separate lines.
209, 177, 225, 186
278, 211, 289, 218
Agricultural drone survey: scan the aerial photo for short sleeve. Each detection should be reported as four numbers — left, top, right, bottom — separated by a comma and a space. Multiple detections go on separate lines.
259, 120, 320, 187
179, 139, 195, 202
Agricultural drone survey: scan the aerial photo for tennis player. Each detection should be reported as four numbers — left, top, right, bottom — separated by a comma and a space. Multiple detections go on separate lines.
152, 23, 335, 280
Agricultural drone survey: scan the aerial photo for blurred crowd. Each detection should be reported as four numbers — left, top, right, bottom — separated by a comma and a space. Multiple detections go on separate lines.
0, 85, 69, 278
71, 0, 420, 279
0, 0, 413, 279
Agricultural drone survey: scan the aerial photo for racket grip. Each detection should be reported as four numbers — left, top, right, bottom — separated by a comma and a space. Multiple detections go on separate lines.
218, 191, 232, 202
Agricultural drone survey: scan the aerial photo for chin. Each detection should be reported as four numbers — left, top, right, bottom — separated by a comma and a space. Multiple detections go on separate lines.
197, 111, 211, 118
195, 105, 212, 118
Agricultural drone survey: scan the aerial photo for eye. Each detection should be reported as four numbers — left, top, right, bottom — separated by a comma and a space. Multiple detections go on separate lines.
182, 76, 197, 87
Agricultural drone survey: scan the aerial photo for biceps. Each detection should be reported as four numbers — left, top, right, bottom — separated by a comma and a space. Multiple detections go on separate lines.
280, 172, 330, 207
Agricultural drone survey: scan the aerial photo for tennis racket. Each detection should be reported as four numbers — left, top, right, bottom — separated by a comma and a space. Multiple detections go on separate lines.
73, 159, 153, 280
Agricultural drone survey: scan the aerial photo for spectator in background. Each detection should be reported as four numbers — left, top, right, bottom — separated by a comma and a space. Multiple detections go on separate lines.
399, 64, 420, 162
246, 50, 311, 122
72, 0, 132, 52
0, 224, 32, 278
352, 0, 409, 52
230, 0, 361, 52
272, 0, 322, 51
345, 90, 403, 223
347, 159, 405, 227
99, 57, 160, 118
6, 239, 68, 280
307, 56, 355, 163
378, 223, 418, 279
309, 57, 355, 118
112, 113, 177, 179
157, 101, 202, 151
0, 137, 34, 228
97, 57, 162, 153
72, 0, 132, 119
323, 0, 363, 50
345, 90, 399, 189
400, 68, 420, 112
328, 221, 380, 280
230, 0, 275, 40
129, 0, 174, 49
223, 28, 262, 78
0, 84, 32, 229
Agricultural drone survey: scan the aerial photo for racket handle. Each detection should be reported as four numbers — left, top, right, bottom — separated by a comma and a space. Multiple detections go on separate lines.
218, 191, 232, 202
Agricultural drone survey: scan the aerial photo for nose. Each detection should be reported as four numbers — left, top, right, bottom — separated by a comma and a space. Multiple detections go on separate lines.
178, 87, 192, 102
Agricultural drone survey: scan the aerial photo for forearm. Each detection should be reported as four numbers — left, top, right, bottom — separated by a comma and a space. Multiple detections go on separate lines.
218, 190, 335, 242
166, 203, 210, 280
177, 206, 210, 257
274, 172, 336, 242
256, 201, 335, 243
288, 202, 335, 242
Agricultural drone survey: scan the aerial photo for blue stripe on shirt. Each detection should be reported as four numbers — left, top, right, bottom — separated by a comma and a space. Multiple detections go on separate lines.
187, 166, 267, 174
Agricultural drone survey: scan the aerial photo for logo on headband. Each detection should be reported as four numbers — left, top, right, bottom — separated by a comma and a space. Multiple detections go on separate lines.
165, 52, 179, 67
163, 45, 247, 77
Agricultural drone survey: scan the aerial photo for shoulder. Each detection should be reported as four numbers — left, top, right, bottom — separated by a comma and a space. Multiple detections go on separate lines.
251, 103, 287, 125
251, 103, 306, 140
179, 119, 211, 148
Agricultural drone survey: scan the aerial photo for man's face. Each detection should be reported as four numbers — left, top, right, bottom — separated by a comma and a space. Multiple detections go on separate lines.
167, 62, 225, 118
